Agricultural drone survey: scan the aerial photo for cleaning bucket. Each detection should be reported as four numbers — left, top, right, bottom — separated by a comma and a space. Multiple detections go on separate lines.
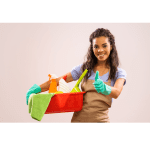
45, 92, 85, 113
45, 70, 87, 113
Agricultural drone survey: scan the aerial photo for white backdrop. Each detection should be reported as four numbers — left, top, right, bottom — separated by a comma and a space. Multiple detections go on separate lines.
0, 23, 150, 122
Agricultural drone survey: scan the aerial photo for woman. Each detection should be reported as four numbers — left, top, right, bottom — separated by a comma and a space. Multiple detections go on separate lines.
26, 28, 127, 123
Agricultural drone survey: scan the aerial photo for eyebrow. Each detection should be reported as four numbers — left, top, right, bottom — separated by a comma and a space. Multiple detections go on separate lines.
102, 43, 107, 45
94, 43, 107, 46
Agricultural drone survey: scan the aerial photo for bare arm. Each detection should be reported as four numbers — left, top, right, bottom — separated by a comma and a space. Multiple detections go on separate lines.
106, 78, 125, 99
39, 72, 74, 92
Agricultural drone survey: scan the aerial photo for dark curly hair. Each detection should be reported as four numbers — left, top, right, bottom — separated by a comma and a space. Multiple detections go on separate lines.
81, 28, 120, 82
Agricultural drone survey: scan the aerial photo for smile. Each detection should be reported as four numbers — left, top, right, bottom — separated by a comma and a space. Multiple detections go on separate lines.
98, 54, 105, 56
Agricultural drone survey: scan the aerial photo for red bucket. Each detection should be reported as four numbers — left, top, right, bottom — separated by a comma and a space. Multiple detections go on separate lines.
45, 92, 85, 114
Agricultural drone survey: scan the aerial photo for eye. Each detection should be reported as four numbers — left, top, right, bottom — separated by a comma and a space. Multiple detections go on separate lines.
94, 45, 98, 49
103, 45, 107, 48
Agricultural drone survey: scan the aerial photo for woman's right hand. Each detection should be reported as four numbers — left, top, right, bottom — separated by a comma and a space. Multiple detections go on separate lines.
26, 84, 41, 105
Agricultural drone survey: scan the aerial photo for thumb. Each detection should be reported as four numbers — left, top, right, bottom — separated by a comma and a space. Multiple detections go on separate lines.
95, 71, 99, 81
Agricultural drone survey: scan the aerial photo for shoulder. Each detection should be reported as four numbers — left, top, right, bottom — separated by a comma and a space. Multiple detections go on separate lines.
114, 67, 127, 86
116, 68, 127, 77
70, 63, 83, 80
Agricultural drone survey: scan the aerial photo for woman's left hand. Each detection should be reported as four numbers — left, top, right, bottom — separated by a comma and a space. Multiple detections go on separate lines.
93, 71, 111, 95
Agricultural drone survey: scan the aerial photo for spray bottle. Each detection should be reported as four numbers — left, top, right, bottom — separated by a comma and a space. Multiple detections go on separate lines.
48, 74, 58, 93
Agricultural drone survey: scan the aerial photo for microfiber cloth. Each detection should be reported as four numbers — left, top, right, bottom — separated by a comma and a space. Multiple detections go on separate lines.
28, 93, 55, 121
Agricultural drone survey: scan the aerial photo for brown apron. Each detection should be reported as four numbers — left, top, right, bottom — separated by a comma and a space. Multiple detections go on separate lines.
71, 69, 112, 123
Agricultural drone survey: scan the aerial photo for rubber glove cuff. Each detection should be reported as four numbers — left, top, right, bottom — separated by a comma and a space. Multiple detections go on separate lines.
26, 84, 41, 105
102, 84, 111, 95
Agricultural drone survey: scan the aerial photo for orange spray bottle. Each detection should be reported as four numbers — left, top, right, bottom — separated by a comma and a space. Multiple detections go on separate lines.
48, 74, 58, 93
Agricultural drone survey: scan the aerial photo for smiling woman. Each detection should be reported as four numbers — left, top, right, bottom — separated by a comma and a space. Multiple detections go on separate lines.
81, 28, 120, 83
26, 28, 127, 123
93, 37, 112, 62
70, 28, 127, 122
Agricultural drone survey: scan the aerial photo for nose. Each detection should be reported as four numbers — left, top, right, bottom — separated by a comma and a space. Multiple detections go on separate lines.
98, 49, 104, 52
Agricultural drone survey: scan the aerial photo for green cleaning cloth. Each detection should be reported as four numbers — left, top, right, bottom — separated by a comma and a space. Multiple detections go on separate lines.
28, 93, 55, 121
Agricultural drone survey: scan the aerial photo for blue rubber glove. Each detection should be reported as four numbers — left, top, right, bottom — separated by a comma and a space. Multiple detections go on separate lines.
26, 84, 41, 105
93, 71, 111, 95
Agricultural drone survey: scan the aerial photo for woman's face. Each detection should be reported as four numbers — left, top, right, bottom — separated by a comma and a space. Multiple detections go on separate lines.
92, 36, 112, 63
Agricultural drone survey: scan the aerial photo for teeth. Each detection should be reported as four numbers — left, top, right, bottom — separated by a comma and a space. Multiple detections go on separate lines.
99, 54, 104, 56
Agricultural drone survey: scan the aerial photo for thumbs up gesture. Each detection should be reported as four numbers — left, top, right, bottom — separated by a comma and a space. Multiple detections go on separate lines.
93, 71, 111, 95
